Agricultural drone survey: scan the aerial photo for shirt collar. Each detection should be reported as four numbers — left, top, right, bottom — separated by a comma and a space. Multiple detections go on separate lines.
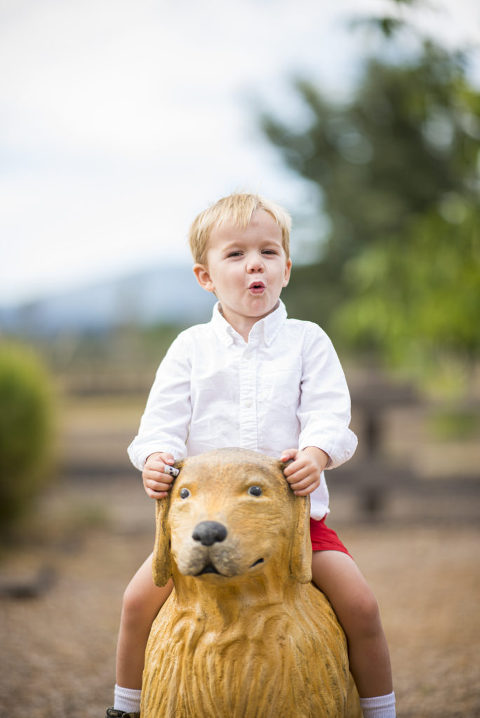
210, 300, 288, 347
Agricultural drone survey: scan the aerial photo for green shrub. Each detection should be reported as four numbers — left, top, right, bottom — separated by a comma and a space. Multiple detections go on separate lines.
0, 343, 56, 535
428, 407, 480, 441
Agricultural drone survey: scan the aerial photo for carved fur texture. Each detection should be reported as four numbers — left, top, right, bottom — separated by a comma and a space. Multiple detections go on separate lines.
142, 448, 361, 718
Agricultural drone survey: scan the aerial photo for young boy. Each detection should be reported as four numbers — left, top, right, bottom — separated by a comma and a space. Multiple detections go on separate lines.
106, 193, 396, 718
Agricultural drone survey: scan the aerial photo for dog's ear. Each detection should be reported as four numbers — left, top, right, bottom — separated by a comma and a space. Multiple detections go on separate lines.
289, 493, 313, 584
279, 459, 312, 583
152, 460, 183, 586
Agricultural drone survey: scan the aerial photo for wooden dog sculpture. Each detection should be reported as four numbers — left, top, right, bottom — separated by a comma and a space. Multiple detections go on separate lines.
141, 448, 361, 717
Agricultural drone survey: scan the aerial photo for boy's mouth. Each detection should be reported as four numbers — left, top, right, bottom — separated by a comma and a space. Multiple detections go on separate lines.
248, 281, 265, 294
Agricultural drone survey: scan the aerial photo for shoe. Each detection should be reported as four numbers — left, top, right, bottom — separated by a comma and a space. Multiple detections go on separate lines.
105, 709, 140, 718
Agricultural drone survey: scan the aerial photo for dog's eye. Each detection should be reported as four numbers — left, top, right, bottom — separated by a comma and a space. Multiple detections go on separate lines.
247, 485, 262, 497
179, 488, 191, 499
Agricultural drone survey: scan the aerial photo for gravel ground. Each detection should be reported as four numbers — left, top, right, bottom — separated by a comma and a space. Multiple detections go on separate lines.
0, 475, 479, 718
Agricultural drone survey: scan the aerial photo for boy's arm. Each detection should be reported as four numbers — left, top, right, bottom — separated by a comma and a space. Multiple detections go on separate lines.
297, 324, 357, 470
128, 331, 193, 472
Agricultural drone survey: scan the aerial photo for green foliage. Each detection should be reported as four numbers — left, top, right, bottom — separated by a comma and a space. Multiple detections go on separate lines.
260, 31, 480, 393
335, 205, 480, 392
428, 407, 480, 441
0, 343, 56, 535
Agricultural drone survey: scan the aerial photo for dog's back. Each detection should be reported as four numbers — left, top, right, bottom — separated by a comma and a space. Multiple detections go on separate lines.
141, 449, 361, 718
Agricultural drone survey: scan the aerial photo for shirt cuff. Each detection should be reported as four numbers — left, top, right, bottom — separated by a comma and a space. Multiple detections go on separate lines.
299, 427, 357, 470
127, 440, 187, 472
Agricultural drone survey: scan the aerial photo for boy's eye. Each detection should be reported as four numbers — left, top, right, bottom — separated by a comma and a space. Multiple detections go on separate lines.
180, 488, 191, 499
261, 249, 277, 255
226, 250, 242, 258
247, 485, 262, 497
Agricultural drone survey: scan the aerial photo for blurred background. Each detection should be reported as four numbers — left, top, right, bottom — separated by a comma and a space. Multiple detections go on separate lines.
1, 1, 479, 717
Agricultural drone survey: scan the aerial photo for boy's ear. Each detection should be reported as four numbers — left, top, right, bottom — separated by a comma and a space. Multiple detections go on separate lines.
282, 258, 292, 288
193, 263, 215, 293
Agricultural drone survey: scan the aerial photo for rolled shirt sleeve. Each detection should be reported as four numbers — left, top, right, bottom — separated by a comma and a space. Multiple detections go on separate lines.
297, 324, 358, 469
127, 331, 193, 470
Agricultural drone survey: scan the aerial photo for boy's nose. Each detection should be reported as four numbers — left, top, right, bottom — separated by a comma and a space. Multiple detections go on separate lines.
246, 256, 264, 273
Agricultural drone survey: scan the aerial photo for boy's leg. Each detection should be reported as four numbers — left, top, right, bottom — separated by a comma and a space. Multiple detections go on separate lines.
115, 552, 173, 690
311, 550, 393, 700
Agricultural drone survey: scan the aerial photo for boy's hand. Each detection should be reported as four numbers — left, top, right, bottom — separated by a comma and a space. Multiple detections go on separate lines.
142, 452, 176, 499
281, 446, 330, 496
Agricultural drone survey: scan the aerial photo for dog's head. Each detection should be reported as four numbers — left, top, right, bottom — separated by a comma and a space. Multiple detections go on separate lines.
153, 448, 312, 587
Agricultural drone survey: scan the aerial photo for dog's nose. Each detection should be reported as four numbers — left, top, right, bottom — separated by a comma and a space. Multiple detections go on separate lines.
192, 521, 227, 546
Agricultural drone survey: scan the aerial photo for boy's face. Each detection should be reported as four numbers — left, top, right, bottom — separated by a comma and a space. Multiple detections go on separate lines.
193, 209, 292, 336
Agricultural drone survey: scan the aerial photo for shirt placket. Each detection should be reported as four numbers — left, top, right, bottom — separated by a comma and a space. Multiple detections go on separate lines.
238, 344, 258, 450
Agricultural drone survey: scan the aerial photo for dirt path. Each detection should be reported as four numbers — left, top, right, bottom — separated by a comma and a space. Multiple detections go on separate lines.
1, 476, 479, 718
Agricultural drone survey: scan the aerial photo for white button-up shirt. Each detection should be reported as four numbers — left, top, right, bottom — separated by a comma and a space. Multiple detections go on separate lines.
128, 300, 357, 519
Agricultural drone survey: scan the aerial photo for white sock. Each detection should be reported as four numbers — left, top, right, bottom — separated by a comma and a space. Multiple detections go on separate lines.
114, 684, 142, 714
359, 691, 396, 718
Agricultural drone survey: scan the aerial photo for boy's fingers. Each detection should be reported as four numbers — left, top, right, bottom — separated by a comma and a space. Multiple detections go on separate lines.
144, 467, 175, 483
284, 460, 311, 479
289, 474, 317, 489
144, 479, 171, 497
149, 481, 171, 492
146, 453, 175, 470
146, 488, 169, 499
292, 477, 321, 495
293, 487, 316, 496
146, 479, 170, 491
282, 457, 301, 477
280, 448, 297, 463
148, 460, 171, 472
287, 462, 319, 481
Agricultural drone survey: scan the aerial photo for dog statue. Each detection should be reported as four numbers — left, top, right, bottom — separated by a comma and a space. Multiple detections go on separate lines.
141, 448, 361, 718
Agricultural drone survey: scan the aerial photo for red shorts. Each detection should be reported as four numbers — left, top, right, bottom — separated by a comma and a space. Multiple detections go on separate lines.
309, 517, 352, 557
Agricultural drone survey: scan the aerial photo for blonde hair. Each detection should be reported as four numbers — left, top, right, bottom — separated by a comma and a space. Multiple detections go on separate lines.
189, 193, 291, 265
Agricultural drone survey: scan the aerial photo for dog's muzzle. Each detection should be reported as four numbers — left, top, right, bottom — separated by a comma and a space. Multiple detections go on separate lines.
174, 519, 264, 578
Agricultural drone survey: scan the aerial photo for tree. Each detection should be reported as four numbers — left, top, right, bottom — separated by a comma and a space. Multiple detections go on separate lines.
260, 20, 480, 392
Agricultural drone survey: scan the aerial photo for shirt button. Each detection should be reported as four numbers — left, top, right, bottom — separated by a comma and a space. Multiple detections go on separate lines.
245, 401, 252, 408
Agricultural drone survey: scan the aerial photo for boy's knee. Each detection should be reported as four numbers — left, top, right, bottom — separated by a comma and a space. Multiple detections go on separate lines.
345, 588, 381, 639
121, 582, 150, 623
120, 574, 171, 633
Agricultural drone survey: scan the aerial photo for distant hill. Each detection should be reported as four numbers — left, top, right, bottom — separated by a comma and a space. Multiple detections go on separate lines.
0, 265, 216, 335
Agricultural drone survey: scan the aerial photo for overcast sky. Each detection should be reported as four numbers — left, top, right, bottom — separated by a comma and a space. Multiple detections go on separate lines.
1, 0, 479, 306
